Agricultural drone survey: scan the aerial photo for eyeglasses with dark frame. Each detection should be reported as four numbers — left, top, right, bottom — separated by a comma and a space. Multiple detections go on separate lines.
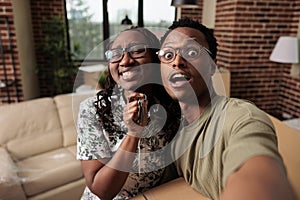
105, 44, 148, 63
157, 44, 212, 64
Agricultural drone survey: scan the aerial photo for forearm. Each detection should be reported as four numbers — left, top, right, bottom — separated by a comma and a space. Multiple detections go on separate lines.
87, 134, 139, 200
220, 156, 297, 200
220, 173, 296, 200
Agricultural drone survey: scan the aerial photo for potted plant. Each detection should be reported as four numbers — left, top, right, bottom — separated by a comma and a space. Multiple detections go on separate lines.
37, 17, 78, 96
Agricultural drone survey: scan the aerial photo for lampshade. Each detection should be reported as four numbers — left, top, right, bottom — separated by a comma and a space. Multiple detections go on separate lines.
121, 15, 132, 25
171, 0, 199, 8
269, 36, 299, 63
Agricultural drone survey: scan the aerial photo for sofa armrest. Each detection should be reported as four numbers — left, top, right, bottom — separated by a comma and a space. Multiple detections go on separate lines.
268, 115, 300, 199
0, 147, 26, 200
131, 178, 209, 200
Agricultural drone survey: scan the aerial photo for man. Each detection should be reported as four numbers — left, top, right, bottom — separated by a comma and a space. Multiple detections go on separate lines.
158, 17, 297, 200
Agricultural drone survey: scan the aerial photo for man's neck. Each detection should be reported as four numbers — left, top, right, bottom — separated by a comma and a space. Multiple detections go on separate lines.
180, 93, 214, 124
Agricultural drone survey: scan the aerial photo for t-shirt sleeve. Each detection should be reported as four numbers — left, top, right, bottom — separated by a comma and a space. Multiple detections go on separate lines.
222, 101, 284, 187
76, 97, 112, 160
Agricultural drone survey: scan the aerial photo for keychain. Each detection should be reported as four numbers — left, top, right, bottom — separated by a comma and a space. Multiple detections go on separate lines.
129, 95, 148, 126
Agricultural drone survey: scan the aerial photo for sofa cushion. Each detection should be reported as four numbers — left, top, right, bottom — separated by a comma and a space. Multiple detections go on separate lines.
54, 93, 93, 147
66, 145, 77, 157
7, 130, 62, 161
0, 147, 27, 200
27, 179, 85, 200
16, 146, 83, 197
0, 97, 63, 160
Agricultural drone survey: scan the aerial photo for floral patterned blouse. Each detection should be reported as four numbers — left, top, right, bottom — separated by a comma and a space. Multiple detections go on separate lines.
77, 86, 171, 200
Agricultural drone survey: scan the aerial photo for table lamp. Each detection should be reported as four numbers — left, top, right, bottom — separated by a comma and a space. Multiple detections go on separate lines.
269, 36, 299, 63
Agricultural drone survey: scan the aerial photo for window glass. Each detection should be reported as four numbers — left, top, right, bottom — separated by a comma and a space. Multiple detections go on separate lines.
144, 0, 175, 40
144, 0, 174, 27
66, 0, 103, 60
66, 0, 175, 61
108, 0, 138, 37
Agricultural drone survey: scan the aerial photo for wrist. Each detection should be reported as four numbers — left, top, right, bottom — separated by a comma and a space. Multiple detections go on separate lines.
126, 133, 140, 140
119, 134, 139, 152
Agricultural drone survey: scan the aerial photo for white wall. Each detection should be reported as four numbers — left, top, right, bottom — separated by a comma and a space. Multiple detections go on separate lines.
202, 0, 217, 29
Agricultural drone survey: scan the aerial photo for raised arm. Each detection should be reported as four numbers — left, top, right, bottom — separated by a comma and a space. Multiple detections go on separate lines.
80, 94, 147, 200
220, 155, 297, 200
81, 134, 139, 200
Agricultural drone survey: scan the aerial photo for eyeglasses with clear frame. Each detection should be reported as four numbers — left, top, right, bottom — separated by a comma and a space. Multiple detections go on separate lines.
157, 44, 212, 64
105, 44, 148, 63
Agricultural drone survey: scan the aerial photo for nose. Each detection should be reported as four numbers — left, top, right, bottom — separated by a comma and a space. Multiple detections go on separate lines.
119, 52, 134, 67
172, 51, 186, 69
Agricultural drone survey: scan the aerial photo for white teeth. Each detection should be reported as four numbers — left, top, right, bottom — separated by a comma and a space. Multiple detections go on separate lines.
122, 71, 132, 79
170, 73, 190, 83
173, 73, 186, 79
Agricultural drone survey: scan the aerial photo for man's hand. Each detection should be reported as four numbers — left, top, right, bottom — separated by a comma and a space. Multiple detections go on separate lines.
220, 156, 297, 200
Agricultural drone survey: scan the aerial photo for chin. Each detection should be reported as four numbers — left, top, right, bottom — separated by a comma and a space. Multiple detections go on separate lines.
165, 88, 179, 101
120, 82, 141, 91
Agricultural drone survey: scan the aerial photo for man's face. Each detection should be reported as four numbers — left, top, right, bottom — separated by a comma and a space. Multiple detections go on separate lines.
160, 27, 215, 102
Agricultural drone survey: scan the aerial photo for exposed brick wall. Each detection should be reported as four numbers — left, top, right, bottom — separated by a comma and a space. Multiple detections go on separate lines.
213, 0, 300, 118
181, 0, 203, 21
0, 0, 22, 104
30, 0, 65, 97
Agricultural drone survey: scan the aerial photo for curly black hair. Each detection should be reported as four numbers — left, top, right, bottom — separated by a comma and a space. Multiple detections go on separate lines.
94, 26, 181, 141
160, 17, 218, 60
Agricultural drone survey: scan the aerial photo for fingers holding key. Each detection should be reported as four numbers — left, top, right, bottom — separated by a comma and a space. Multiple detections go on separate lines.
123, 93, 148, 137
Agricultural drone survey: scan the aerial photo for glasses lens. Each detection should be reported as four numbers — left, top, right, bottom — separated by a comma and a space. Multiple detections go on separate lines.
182, 45, 200, 59
105, 49, 123, 63
105, 45, 147, 63
129, 44, 147, 59
158, 48, 176, 63
158, 44, 211, 63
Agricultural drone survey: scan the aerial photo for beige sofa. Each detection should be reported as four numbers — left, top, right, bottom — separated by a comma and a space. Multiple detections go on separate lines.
0, 93, 92, 200
132, 115, 300, 200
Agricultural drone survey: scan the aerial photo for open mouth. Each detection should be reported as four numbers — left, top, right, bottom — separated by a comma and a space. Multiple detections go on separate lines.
170, 73, 190, 83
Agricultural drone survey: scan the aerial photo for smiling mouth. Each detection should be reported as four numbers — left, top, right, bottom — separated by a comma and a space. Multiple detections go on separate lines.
170, 73, 190, 83
120, 68, 140, 80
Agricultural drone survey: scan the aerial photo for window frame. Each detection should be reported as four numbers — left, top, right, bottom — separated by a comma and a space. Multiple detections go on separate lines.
64, 0, 175, 62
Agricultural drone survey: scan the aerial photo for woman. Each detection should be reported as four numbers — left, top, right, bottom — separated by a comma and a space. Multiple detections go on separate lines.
77, 27, 180, 200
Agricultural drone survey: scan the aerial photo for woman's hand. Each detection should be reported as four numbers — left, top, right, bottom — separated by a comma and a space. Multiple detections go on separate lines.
123, 93, 148, 137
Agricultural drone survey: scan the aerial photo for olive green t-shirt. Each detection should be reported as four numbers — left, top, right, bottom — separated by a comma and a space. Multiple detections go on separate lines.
171, 96, 283, 200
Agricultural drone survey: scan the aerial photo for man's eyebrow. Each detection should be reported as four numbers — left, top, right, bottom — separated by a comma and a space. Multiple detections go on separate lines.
188, 37, 198, 40
162, 41, 176, 46
187, 38, 200, 43
163, 38, 199, 46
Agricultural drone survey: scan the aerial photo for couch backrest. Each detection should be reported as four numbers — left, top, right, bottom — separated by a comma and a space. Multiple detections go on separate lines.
212, 68, 230, 97
0, 97, 63, 160
54, 93, 93, 147
269, 115, 300, 199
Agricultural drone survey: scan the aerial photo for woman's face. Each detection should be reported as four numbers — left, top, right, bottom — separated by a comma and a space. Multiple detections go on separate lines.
108, 30, 156, 91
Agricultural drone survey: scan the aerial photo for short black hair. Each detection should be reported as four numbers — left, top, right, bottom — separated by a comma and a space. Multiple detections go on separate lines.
161, 17, 218, 60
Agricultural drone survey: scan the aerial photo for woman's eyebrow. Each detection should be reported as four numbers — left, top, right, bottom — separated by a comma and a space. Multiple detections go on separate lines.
111, 42, 146, 49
